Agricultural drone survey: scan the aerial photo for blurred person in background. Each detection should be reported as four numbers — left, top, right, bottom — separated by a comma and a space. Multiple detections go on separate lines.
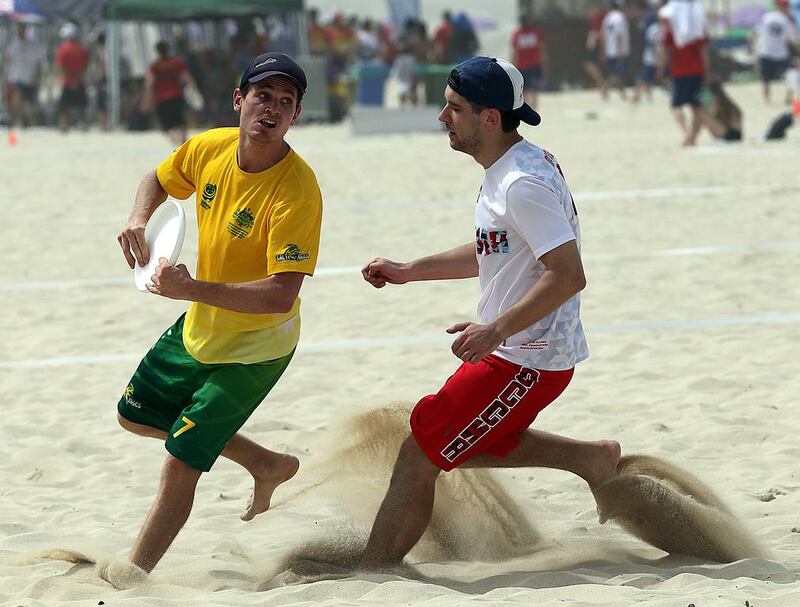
394, 18, 429, 106
55, 23, 90, 131
752, 0, 799, 103
511, 14, 548, 110
658, 0, 710, 145
600, 0, 631, 99
450, 12, 479, 62
432, 10, 454, 64
700, 78, 743, 142
307, 8, 329, 56
142, 41, 197, 145
632, 0, 663, 104
88, 31, 108, 130
3, 21, 44, 128
356, 18, 381, 63
584, 0, 608, 93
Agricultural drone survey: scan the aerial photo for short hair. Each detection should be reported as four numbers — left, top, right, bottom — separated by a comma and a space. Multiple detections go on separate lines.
466, 100, 520, 133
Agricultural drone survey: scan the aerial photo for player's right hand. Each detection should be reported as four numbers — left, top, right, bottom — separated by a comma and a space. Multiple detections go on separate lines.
361, 258, 410, 288
117, 220, 149, 269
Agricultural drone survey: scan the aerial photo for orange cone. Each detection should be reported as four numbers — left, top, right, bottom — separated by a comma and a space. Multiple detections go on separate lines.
7, 130, 17, 146
792, 98, 800, 118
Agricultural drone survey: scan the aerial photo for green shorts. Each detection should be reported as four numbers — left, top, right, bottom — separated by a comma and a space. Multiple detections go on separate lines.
118, 314, 294, 472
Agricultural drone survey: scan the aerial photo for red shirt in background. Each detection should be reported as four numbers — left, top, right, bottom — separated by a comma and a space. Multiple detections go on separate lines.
589, 9, 608, 34
55, 41, 90, 87
150, 57, 187, 103
511, 26, 545, 69
433, 21, 453, 62
663, 25, 708, 78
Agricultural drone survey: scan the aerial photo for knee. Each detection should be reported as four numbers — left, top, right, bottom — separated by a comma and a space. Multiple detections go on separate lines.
391, 435, 439, 487
117, 412, 137, 433
162, 454, 203, 486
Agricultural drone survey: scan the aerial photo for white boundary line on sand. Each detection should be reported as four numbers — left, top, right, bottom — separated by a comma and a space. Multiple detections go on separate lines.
2, 240, 799, 293
1, 312, 798, 370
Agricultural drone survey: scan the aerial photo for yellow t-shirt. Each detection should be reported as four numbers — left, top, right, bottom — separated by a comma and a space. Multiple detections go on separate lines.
156, 128, 322, 364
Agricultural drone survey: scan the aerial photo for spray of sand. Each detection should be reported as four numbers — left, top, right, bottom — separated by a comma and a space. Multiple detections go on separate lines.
31, 405, 763, 589
592, 454, 764, 562
262, 405, 764, 586
258, 402, 544, 586
30, 548, 148, 589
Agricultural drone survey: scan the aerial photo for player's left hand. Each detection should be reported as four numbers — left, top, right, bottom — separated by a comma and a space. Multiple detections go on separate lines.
447, 321, 504, 364
147, 258, 195, 300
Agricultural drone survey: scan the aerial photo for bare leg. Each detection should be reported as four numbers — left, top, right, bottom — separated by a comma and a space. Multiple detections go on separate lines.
463, 429, 620, 489
671, 107, 689, 142
695, 107, 726, 139
128, 454, 201, 572
224, 433, 300, 521
358, 436, 440, 570
584, 61, 605, 93
684, 106, 703, 145
117, 414, 298, 520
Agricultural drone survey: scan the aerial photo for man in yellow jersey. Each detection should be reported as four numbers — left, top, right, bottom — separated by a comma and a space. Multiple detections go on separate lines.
112, 52, 322, 581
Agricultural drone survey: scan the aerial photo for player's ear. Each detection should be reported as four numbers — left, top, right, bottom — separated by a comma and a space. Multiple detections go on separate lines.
483, 108, 501, 130
233, 88, 244, 113
291, 104, 302, 125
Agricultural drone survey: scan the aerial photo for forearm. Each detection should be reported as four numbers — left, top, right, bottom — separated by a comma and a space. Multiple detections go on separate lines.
406, 243, 478, 281
186, 276, 298, 315
490, 269, 584, 341
130, 170, 168, 223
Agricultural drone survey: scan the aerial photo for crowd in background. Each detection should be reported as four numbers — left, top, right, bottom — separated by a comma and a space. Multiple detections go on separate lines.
306, 8, 481, 116
508, 0, 798, 143
1, 1, 799, 141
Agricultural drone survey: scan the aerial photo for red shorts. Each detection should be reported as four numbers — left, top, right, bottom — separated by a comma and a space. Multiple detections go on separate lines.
410, 355, 574, 471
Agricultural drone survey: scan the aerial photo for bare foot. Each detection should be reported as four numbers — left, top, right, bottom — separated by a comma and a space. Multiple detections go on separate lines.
97, 556, 148, 589
584, 440, 621, 489
241, 454, 300, 521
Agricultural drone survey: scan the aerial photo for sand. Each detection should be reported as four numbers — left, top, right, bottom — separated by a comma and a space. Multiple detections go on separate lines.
1, 81, 800, 606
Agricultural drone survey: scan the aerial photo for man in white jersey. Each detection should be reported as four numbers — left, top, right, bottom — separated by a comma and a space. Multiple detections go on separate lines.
601, 0, 631, 99
358, 56, 621, 569
753, 0, 800, 103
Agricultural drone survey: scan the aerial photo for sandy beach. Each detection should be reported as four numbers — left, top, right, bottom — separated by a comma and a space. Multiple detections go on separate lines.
1, 81, 800, 606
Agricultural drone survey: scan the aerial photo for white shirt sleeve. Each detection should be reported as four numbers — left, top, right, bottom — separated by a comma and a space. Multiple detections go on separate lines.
506, 177, 576, 260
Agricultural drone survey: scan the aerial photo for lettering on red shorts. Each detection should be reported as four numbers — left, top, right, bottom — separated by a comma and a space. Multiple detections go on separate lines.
440, 367, 541, 463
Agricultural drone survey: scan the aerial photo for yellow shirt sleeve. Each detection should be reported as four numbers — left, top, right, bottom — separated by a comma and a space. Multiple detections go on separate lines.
266, 183, 322, 276
156, 138, 197, 200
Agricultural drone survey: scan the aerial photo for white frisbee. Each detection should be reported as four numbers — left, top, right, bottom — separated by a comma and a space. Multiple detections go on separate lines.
133, 199, 186, 292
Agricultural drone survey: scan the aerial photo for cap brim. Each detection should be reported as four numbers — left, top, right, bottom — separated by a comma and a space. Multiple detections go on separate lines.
247, 70, 305, 94
510, 103, 542, 126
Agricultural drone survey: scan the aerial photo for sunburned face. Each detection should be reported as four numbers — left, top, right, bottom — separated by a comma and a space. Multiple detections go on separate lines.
233, 76, 302, 144
438, 86, 484, 156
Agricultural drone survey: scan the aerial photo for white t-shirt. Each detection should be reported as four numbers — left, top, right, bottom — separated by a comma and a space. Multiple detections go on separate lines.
602, 9, 631, 58
642, 21, 662, 67
757, 11, 798, 61
475, 140, 589, 371
6, 37, 44, 85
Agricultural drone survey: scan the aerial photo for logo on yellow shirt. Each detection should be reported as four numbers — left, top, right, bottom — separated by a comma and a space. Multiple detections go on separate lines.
200, 183, 217, 210
227, 207, 255, 238
275, 243, 311, 262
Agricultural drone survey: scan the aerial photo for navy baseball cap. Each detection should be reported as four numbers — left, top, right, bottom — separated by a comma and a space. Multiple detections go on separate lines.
239, 52, 307, 95
447, 56, 541, 126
